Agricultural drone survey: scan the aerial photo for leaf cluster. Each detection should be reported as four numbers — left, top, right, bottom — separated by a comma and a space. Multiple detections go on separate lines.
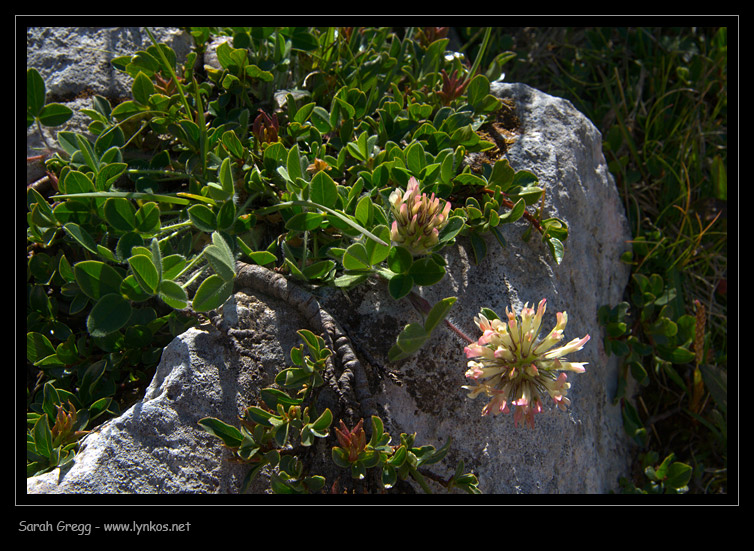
198, 329, 334, 494
618, 451, 693, 494
26, 27, 567, 481
332, 415, 480, 494
199, 330, 479, 494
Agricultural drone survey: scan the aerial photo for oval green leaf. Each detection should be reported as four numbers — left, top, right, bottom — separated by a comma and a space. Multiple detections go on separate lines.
192, 274, 233, 312
286, 211, 325, 231
388, 273, 413, 300
188, 204, 217, 232
310, 170, 338, 209
343, 242, 371, 271
197, 417, 243, 448
74, 260, 124, 300
128, 254, 159, 294
87, 293, 132, 337
158, 280, 188, 309
408, 256, 446, 286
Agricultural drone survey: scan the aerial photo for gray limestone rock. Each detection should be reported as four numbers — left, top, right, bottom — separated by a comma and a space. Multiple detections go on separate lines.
26, 27, 633, 493
26, 27, 192, 180
26, 290, 320, 494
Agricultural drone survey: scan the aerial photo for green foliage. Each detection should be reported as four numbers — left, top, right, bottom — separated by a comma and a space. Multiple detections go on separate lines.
198, 329, 334, 494
388, 296, 457, 362
332, 415, 480, 494
618, 451, 693, 494
199, 331, 478, 493
27, 27, 568, 483
27, 68, 73, 129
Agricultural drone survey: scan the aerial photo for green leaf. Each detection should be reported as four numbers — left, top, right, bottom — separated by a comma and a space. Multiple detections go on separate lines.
297, 329, 322, 354
87, 294, 132, 337
73, 260, 124, 300
132, 71, 155, 105
310, 170, 338, 209
343, 242, 371, 271
309, 408, 333, 436
32, 414, 53, 459
302, 259, 335, 280
665, 462, 693, 490
216, 200, 236, 231
405, 141, 425, 175
387, 445, 407, 467
541, 218, 569, 242
149, 237, 163, 279
243, 406, 278, 427
287, 144, 304, 183
202, 226, 237, 267
365, 224, 391, 265
368, 415, 388, 447
408, 256, 446, 286
260, 388, 303, 410
659, 345, 696, 365
416, 437, 452, 466
498, 198, 525, 224
63, 222, 98, 255
424, 297, 457, 333
96, 162, 127, 191
218, 157, 235, 199
38, 103, 74, 127
27, 332, 56, 364
246, 64, 273, 81
354, 195, 373, 227
134, 202, 161, 233
546, 237, 565, 265
488, 159, 515, 189
128, 254, 160, 294
388, 273, 414, 300
27, 68, 46, 119
285, 211, 325, 231
480, 307, 501, 321
188, 204, 217, 232
40, 382, 62, 421
245, 250, 277, 266
192, 274, 233, 312
387, 246, 413, 274
437, 216, 464, 244
310, 105, 332, 133
275, 367, 313, 389
453, 172, 487, 188
75, 133, 100, 172
332, 447, 352, 468
197, 417, 243, 448
63, 170, 96, 195
396, 323, 428, 354
203, 232, 236, 282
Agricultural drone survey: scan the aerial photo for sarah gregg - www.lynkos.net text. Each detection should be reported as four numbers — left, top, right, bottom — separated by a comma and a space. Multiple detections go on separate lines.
19, 520, 192, 536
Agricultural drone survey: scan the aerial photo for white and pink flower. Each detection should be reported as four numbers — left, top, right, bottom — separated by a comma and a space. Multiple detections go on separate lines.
462, 299, 590, 428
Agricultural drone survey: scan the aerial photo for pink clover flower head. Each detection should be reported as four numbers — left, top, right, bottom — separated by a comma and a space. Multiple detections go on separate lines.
389, 177, 452, 256
461, 300, 590, 428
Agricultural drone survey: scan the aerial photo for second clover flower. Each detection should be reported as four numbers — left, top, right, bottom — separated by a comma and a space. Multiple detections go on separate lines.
389, 176, 452, 257
462, 299, 590, 429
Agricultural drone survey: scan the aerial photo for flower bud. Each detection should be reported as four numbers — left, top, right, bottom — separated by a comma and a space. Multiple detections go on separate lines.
389, 177, 451, 256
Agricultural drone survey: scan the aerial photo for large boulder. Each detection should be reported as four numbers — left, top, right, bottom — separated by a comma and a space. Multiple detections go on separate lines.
319, 81, 634, 493
26, 290, 320, 494
27, 78, 633, 494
